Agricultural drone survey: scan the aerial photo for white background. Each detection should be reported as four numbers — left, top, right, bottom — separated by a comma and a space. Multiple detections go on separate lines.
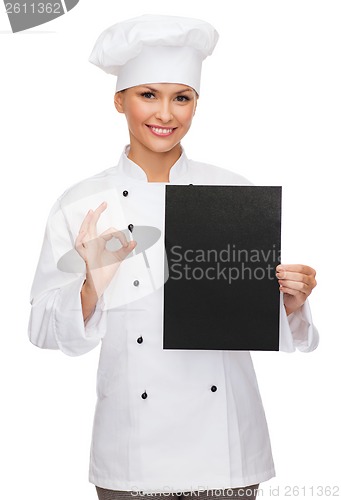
0, 1, 340, 499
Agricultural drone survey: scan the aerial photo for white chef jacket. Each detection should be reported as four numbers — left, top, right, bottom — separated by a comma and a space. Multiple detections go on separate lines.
28, 145, 319, 494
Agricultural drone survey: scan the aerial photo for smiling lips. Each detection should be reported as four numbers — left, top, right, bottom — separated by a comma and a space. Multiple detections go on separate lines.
146, 125, 176, 137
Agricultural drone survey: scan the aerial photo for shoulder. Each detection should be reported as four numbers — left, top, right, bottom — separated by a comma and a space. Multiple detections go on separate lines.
56, 165, 119, 208
187, 158, 253, 186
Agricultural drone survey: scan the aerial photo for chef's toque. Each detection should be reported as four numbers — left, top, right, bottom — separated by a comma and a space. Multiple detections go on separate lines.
88, 14, 219, 95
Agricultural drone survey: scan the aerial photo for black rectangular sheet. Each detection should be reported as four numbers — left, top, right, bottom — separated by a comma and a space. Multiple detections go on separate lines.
163, 185, 282, 351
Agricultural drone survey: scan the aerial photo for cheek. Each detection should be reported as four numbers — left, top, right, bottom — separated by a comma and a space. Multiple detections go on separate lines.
180, 106, 195, 128
125, 103, 149, 129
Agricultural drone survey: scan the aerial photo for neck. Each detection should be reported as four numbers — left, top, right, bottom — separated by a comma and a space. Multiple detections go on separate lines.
127, 139, 182, 182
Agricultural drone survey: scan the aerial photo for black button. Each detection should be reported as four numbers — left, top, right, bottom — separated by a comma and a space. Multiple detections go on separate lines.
133, 280, 140, 287
141, 391, 148, 399
189, 183, 193, 185
128, 223, 134, 232
123, 190, 128, 197
137, 336, 143, 344
211, 385, 217, 392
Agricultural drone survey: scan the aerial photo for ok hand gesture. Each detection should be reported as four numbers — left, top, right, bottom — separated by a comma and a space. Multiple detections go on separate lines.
75, 202, 136, 320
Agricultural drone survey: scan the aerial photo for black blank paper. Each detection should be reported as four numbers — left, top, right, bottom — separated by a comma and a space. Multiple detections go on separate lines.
163, 186, 282, 351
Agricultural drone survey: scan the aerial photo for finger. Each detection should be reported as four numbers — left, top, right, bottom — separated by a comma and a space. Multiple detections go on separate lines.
99, 227, 129, 247
115, 240, 137, 261
75, 230, 87, 258
276, 271, 317, 287
88, 202, 107, 239
113, 229, 129, 248
78, 209, 93, 236
276, 264, 316, 277
278, 279, 312, 296
280, 287, 306, 301
75, 229, 86, 248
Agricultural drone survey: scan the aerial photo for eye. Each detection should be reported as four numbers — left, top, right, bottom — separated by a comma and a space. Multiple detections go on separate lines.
141, 92, 155, 99
175, 95, 190, 102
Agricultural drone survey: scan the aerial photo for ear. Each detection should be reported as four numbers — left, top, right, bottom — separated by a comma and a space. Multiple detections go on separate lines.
114, 91, 125, 113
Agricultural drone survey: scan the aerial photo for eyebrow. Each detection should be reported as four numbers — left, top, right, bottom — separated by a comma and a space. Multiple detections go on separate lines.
140, 86, 193, 94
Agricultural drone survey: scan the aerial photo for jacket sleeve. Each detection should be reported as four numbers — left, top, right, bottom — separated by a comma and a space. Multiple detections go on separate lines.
28, 199, 107, 357
279, 293, 319, 353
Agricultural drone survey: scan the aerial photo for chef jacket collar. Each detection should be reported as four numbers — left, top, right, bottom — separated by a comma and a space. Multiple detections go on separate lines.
118, 145, 189, 183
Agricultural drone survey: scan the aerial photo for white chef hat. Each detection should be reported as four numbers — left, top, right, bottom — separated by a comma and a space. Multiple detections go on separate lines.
88, 14, 219, 95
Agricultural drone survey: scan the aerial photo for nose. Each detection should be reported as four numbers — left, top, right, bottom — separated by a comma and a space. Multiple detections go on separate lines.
154, 99, 173, 123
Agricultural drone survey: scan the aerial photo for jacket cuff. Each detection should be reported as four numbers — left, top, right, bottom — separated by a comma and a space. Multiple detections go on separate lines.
279, 294, 319, 353
53, 276, 107, 356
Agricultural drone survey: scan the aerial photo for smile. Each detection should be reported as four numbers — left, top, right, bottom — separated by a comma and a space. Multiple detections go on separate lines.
146, 125, 176, 137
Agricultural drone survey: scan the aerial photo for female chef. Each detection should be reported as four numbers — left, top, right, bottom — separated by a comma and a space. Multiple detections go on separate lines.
28, 14, 318, 500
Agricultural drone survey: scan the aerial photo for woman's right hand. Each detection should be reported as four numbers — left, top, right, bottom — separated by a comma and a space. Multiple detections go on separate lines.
75, 202, 136, 319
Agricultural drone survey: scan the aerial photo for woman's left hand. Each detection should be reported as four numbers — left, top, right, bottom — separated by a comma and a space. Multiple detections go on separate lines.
276, 264, 317, 315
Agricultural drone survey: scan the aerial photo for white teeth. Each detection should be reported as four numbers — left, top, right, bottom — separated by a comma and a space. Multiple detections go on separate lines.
150, 127, 173, 135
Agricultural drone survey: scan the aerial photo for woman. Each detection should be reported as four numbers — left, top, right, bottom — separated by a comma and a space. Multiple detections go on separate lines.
28, 15, 318, 500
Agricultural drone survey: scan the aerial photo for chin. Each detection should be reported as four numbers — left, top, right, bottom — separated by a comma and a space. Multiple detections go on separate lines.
147, 140, 181, 154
